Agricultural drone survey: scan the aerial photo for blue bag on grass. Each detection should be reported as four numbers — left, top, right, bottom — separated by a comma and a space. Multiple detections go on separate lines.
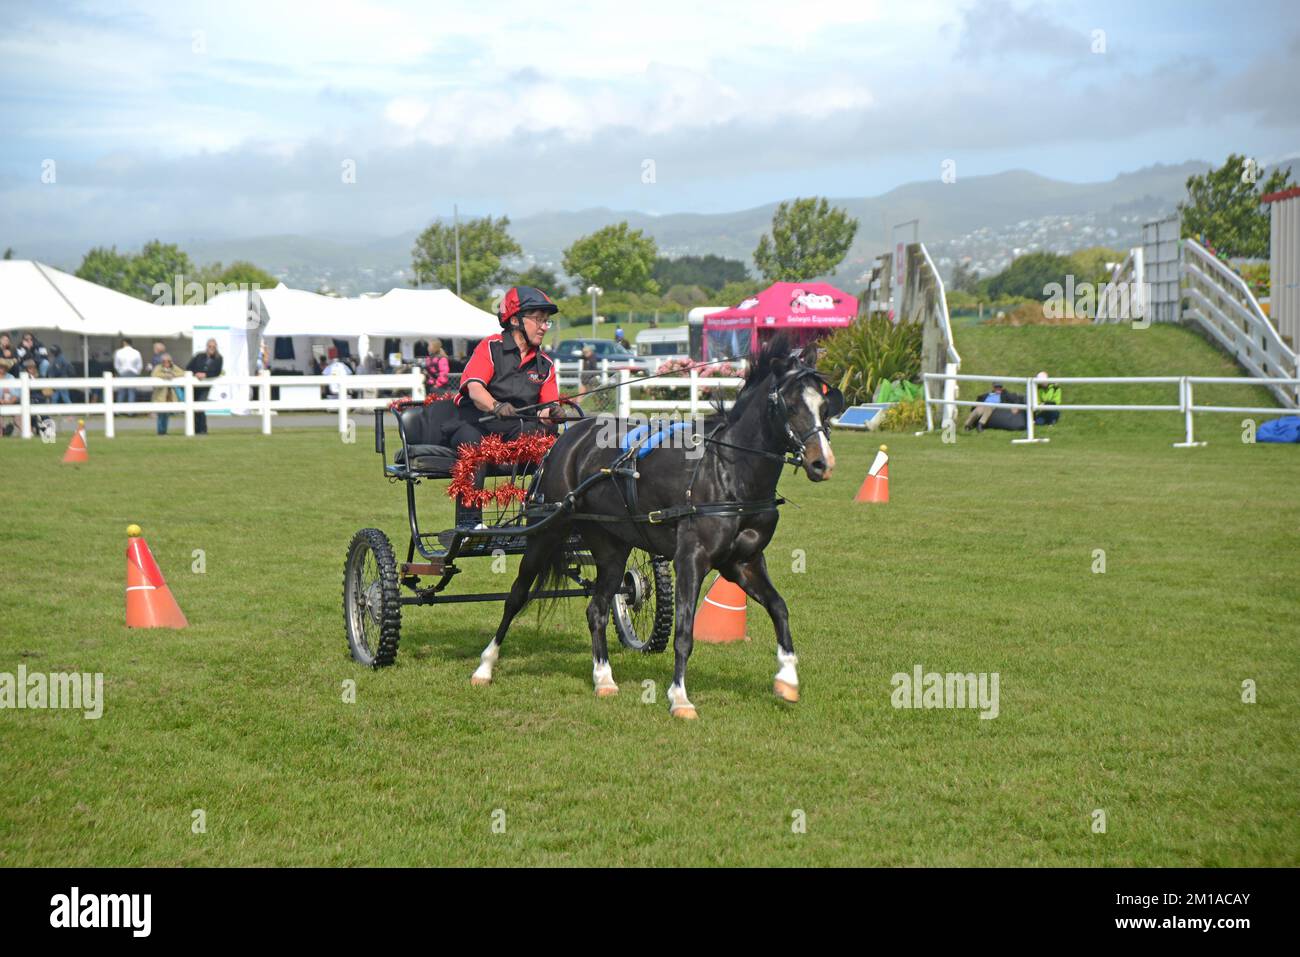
1256, 417, 1300, 443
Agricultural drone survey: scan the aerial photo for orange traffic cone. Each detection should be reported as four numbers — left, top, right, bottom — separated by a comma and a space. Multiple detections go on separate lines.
693, 575, 748, 643
125, 525, 189, 629
62, 420, 88, 464
855, 444, 889, 503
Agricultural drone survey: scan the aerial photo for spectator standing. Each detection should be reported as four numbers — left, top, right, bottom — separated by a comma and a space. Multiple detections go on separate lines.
0, 366, 17, 436
114, 337, 144, 407
421, 338, 450, 395
16, 332, 45, 365
44, 344, 73, 406
20, 359, 55, 438
151, 353, 183, 435
149, 340, 167, 371
0, 340, 17, 377
185, 338, 223, 434
322, 350, 352, 398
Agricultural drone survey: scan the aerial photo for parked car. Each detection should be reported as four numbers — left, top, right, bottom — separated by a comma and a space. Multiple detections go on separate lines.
549, 338, 655, 373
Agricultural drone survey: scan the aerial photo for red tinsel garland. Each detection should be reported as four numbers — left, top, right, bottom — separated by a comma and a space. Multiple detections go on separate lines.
388, 392, 454, 413
447, 431, 557, 507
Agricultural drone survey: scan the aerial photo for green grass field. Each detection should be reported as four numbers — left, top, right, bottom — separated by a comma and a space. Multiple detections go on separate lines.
1, 324, 1297, 866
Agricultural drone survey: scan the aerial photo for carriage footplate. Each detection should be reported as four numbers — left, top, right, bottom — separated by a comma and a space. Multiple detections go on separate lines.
435, 527, 531, 556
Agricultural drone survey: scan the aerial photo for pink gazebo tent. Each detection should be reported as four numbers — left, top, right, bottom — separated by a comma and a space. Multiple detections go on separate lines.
702, 281, 858, 360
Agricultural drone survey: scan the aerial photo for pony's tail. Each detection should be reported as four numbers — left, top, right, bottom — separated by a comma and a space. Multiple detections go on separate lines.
527, 525, 575, 623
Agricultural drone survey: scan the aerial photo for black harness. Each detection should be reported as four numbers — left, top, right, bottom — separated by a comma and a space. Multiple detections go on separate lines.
524, 365, 841, 533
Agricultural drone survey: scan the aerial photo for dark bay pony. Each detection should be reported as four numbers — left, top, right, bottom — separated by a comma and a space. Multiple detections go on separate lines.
471, 335, 843, 718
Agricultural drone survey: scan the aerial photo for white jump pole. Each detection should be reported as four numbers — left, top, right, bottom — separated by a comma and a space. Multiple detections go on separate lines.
1011, 376, 1049, 444
260, 368, 272, 435
18, 373, 32, 439
103, 372, 115, 439
1173, 376, 1207, 448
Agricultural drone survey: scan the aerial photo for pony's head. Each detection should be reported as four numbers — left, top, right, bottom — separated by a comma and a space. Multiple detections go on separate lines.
732, 335, 843, 481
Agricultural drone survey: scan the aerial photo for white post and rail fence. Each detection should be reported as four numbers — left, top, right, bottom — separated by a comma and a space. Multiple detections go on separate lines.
919, 371, 1300, 448
2, 363, 747, 440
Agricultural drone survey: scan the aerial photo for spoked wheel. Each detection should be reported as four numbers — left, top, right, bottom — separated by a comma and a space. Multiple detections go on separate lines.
343, 528, 402, 668
612, 550, 674, 653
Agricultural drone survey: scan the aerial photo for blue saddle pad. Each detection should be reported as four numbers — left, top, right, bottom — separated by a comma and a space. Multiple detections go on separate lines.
620, 421, 695, 458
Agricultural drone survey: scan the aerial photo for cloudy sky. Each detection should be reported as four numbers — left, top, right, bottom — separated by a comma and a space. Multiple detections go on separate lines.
1, 0, 1297, 246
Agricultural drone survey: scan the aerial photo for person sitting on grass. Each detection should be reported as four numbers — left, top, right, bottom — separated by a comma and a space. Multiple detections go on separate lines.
1034, 371, 1062, 426
963, 382, 1005, 432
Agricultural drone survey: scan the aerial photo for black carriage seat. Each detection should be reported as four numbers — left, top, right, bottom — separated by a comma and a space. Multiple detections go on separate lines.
387, 400, 539, 479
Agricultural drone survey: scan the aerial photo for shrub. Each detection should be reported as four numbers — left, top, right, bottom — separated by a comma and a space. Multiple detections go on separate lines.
818, 315, 922, 406
879, 396, 926, 432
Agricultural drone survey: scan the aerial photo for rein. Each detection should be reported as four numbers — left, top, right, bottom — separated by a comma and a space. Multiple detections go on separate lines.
531, 364, 827, 528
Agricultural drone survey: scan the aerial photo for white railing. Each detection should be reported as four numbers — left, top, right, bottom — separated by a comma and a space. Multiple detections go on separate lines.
920, 371, 1297, 447
1094, 247, 1144, 324
898, 243, 961, 430
551, 359, 746, 418
1181, 238, 1298, 405
0, 370, 424, 439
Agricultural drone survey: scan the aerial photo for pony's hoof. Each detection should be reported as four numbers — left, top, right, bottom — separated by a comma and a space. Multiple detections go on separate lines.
595, 684, 619, 698
773, 679, 799, 703
470, 675, 492, 687
670, 705, 699, 720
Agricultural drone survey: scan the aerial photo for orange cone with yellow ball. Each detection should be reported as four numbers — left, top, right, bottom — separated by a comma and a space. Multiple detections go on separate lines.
692, 575, 749, 643
855, 444, 889, 503
62, 419, 89, 463
125, 525, 189, 629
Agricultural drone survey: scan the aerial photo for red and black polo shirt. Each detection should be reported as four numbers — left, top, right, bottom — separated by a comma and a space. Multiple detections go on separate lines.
456, 333, 559, 409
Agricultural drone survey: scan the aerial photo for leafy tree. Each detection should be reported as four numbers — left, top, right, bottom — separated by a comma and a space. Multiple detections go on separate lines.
508, 264, 564, 296
716, 280, 756, 306
207, 260, 279, 290
753, 197, 858, 281
663, 284, 711, 307
652, 254, 749, 292
983, 251, 1071, 301
127, 240, 195, 302
1065, 246, 1126, 286
562, 221, 658, 294
950, 260, 981, 294
76, 246, 135, 295
411, 215, 521, 298
2, 248, 12, 260
1178, 153, 1294, 259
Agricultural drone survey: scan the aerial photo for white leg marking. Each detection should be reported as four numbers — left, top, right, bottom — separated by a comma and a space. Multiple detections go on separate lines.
775, 649, 799, 688
667, 681, 696, 714
471, 639, 499, 683
592, 658, 618, 695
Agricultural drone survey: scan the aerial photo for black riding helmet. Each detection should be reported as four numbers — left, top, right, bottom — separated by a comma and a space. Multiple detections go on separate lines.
499, 286, 559, 329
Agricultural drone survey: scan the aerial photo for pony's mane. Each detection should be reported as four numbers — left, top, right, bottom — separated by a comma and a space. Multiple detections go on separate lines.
719, 333, 796, 423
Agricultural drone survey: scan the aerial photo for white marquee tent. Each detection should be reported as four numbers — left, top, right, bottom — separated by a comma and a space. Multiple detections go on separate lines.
2, 261, 501, 376
1, 259, 204, 374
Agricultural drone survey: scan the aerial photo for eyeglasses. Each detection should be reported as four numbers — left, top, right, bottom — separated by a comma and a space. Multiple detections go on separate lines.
523, 314, 554, 328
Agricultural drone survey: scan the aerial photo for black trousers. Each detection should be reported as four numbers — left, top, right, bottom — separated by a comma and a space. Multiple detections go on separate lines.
444, 403, 549, 525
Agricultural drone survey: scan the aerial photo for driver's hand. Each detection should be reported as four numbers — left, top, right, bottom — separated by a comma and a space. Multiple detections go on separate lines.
492, 401, 517, 418
537, 405, 553, 422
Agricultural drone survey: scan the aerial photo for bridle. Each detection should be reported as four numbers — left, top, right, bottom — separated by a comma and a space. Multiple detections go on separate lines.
702, 362, 841, 469
767, 366, 838, 468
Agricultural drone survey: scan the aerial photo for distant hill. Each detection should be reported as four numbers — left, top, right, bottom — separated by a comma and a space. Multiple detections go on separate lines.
25, 159, 1296, 296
